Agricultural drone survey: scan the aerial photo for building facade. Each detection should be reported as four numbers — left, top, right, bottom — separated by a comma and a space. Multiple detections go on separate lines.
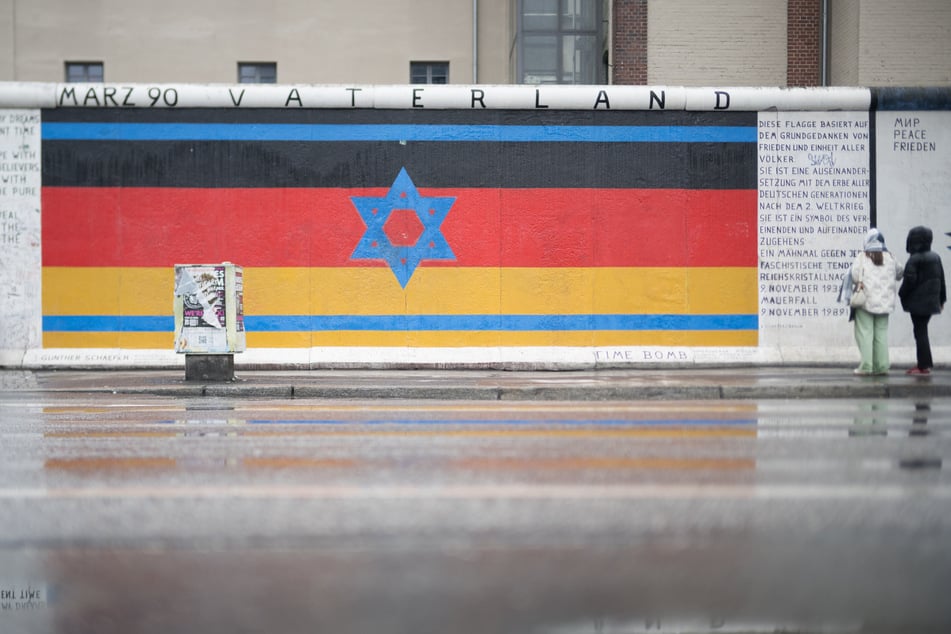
1, 0, 949, 87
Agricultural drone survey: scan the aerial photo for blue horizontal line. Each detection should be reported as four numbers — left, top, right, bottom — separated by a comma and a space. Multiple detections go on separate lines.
42, 122, 756, 143
43, 314, 758, 333
43, 316, 174, 332
243, 418, 757, 427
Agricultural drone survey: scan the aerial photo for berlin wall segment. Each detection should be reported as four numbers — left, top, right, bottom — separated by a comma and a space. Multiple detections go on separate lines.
0, 83, 948, 369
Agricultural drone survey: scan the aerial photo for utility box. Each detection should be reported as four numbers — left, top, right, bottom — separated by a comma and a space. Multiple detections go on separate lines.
173, 263, 245, 381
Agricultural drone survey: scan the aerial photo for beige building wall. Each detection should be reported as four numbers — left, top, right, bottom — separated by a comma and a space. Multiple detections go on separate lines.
0, 0, 14, 78
856, 0, 951, 86
827, 0, 860, 86
0, 0, 513, 84
646, 0, 787, 86
3, 0, 950, 88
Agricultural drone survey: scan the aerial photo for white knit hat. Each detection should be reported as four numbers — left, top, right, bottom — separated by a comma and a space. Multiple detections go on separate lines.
864, 228, 884, 252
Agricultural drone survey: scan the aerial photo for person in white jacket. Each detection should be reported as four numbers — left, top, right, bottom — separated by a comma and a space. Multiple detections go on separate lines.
850, 229, 904, 375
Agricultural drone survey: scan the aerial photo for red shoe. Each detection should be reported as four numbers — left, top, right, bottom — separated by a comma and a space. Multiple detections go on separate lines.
906, 367, 931, 375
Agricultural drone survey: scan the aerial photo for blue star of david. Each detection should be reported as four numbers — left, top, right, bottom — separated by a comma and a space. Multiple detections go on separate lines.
350, 167, 456, 288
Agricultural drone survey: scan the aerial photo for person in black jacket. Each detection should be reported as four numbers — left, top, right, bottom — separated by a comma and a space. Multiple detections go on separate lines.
899, 226, 947, 375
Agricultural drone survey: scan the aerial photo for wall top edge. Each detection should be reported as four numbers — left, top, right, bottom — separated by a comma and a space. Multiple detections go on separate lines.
872, 86, 951, 111
0, 82, 946, 111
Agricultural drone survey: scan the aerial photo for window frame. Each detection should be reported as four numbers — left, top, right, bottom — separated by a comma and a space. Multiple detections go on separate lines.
517, 0, 604, 85
64, 61, 104, 83
237, 62, 277, 84
410, 61, 449, 84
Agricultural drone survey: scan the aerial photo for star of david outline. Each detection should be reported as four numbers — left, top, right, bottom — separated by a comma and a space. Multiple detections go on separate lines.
349, 167, 456, 288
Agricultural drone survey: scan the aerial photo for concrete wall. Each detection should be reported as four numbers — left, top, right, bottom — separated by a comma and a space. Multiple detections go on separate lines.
647, 0, 787, 86
876, 104, 951, 352
0, 83, 948, 369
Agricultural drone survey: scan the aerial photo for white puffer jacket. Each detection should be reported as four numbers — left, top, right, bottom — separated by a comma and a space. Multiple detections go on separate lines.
851, 251, 904, 315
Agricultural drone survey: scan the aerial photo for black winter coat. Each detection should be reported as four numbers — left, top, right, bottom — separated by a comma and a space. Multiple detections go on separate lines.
899, 226, 947, 315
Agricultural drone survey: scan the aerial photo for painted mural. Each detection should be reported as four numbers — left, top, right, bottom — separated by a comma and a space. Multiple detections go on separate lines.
38, 107, 757, 351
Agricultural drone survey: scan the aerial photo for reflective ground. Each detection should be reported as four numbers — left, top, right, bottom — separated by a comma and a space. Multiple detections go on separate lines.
1, 395, 949, 633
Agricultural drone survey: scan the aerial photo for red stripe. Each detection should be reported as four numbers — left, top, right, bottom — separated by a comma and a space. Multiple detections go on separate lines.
42, 187, 755, 267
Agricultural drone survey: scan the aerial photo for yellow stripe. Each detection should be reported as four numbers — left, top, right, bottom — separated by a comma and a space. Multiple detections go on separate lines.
455, 457, 755, 470
45, 266, 756, 315
43, 332, 172, 348
43, 267, 174, 315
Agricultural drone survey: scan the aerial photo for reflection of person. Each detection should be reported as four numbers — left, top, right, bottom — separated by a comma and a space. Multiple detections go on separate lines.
899, 226, 947, 375
849, 401, 887, 436
850, 229, 904, 375
911, 401, 931, 436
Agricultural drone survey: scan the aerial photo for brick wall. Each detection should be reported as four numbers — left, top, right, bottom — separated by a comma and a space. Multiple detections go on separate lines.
787, 0, 821, 86
612, 0, 647, 84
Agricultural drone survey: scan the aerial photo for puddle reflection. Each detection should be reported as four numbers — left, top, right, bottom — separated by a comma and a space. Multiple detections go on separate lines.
849, 401, 944, 472
6, 398, 951, 633
3, 538, 948, 634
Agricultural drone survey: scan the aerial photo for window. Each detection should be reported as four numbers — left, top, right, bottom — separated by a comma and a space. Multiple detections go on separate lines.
65, 62, 104, 82
518, 0, 604, 84
238, 62, 277, 84
410, 62, 449, 84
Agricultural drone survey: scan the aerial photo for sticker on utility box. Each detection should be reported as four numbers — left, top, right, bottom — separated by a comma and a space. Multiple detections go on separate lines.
173, 263, 245, 354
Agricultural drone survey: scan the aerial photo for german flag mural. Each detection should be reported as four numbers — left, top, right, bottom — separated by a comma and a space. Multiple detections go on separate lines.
40, 107, 758, 349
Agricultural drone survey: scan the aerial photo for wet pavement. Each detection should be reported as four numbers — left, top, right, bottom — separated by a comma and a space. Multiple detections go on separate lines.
3, 366, 951, 400
1, 371, 950, 633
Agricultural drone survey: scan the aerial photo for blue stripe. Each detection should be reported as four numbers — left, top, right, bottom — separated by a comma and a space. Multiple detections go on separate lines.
42, 122, 756, 143
244, 418, 757, 427
43, 314, 758, 332
43, 316, 174, 332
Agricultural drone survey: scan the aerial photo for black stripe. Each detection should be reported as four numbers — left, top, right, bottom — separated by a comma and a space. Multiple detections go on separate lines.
871, 87, 951, 111
42, 140, 755, 189
42, 107, 758, 127
869, 110, 877, 227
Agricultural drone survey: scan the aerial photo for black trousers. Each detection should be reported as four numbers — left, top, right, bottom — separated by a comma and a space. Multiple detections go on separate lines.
911, 313, 933, 370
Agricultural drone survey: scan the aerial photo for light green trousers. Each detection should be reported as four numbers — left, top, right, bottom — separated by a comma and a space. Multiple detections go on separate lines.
853, 308, 890, 374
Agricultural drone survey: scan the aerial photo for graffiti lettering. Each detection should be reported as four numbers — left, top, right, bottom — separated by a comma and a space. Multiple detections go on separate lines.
714, 90, 731, 110
147, 87, 178, 107
57, 85, 163, 107
591, 349, 691, 363
471, 89, 486, 108
285, 89, 302, 107
892, 116, 937, 151
534, 88, 549, 109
